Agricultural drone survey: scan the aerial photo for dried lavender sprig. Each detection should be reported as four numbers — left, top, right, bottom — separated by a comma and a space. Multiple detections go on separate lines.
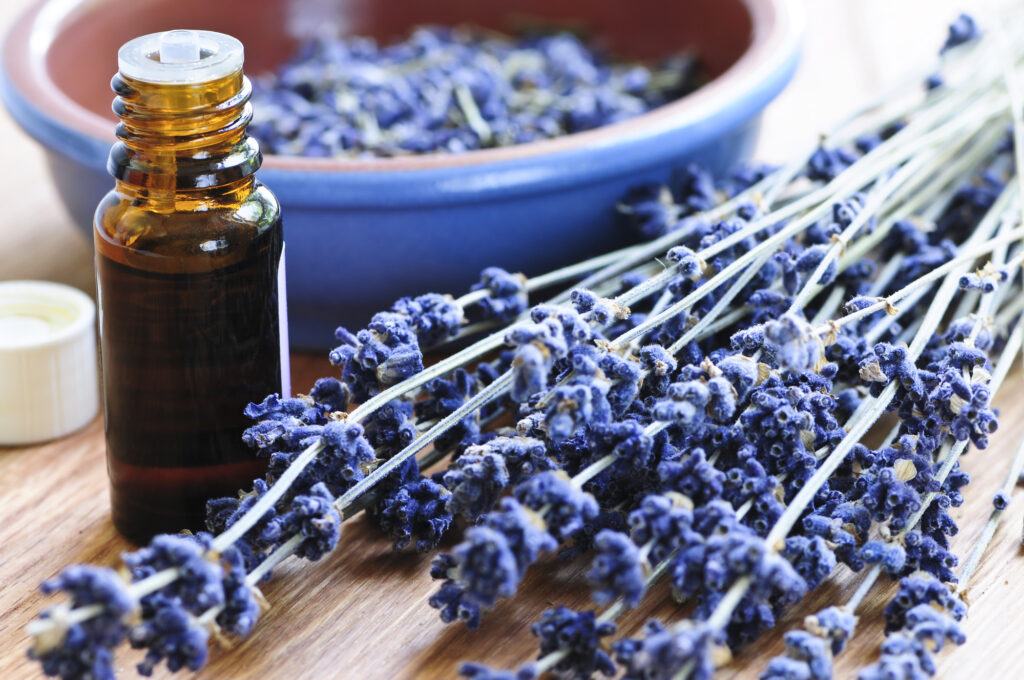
819, 217, 1023, 334
498, 184, 1013, 677
504, 25, 1018, 680
792, 283, 1024, 652
613, 132, 981, 368
569, 34, 996, 299
669, 128, 982, 358
453, 109, 1017, 649
783, 180, 1013, 546
666, 251, 773, 355
208, 369, 515, 586
452, 243, 647, 309
648, 177, 1016, 676
215, 290, 539, 551
674, 190, 1017, 678
522, 341, 918, 678
342, 82, 1007, 680
550, 94, 998, 398
803, 314, 1024, 680
843, 53, 1024, 680
849, 65, 1024, 613
232, 179, 1015, 589
857, 152, 1011, 343
525, 370, 919, 677
786, 151, 950, 316
613, 104, 1009, 351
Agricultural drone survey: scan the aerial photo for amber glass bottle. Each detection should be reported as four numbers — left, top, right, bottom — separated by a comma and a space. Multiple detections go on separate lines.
95, 31, 288, 543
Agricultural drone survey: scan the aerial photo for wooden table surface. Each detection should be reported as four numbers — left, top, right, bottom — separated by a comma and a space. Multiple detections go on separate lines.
2, 2, 1022, 678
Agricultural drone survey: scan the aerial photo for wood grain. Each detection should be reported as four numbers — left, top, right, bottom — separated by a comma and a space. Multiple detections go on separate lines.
2, 1, 1022, 678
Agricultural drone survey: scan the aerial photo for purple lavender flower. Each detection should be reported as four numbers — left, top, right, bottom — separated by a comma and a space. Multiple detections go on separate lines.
884, 574, 965, 633
859, 599, 965, 680
941, 13, 980, 53
628, 494, 698, 564
900, 531, 958, 583
667, 246, 705, 280
782, 536, 837, 589
860, 540, 907, 574
571, 289, 630, 326
658, 448, 725, 506
591, 420, 655, 470
439, 526, 520, 608
215, 546, 260, 637
432, 499, 556, 622
262, 483, 341, 561
319, 420, 377, 484
309, 376, 350, 413
653, 380, 710, 426
588, 530, 646, 607
443, 452, 511, 522
428, 576, 481, 628
598, 350, 644, 415
639, 345, 678, 398
30, 567, 137, 680
416, 369, 481, 451
364, 398, 417, 457
515, 472, 598, 542
329, 312, 424, 398
459, 662, 538, 680
762, 313, 824, 373
391, 293, 464, 346
619, 185, 681, 239
532, 607, 617, 678
613, 620, 720, 680
544, 376, 612, 443
376, 477, 453, 552
473, 268, 529, 322
122, 534, 224, 614
805, 606, 857, 655
761, 630, 833, 680
128, 596, 209, 676
507, 319, 571, 401
205, 479, 277, 556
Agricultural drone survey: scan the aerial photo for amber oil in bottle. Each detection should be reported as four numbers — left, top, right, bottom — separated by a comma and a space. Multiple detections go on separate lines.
96, 31, 288, 543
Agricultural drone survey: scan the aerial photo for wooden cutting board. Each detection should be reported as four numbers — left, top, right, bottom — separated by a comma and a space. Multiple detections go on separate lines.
1, 353, 1023, 680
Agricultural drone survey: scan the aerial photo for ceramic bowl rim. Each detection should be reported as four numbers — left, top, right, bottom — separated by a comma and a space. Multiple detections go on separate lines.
1, 0, 803, 174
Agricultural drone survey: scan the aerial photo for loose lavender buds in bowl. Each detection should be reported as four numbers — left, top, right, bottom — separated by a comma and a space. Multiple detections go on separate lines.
249, 27, 703, 158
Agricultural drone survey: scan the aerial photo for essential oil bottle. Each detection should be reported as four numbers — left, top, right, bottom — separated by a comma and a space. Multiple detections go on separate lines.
95, 30, 288, 543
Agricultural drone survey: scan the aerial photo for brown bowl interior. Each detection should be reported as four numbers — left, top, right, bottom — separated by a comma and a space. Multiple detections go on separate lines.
47, 0, 752, 125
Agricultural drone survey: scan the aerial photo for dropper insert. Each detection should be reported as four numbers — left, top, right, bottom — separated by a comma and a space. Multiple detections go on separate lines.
158, 30, 202, 64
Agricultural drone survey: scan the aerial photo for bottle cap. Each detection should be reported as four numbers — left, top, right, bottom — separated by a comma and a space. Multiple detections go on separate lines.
118, 30, 244, 84
0, 281, 99, 445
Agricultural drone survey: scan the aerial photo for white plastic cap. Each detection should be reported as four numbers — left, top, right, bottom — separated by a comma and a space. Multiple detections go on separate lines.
0, 281, 99, 445
118, 30, 244, 84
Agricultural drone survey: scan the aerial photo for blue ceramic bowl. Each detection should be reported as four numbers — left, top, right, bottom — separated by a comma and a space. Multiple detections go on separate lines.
1, 0, 801, 349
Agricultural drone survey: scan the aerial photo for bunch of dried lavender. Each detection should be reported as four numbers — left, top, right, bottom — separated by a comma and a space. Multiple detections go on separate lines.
26, 12, 1024, 680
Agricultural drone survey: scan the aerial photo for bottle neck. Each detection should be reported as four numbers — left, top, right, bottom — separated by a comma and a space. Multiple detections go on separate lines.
108, 70, 262, 203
